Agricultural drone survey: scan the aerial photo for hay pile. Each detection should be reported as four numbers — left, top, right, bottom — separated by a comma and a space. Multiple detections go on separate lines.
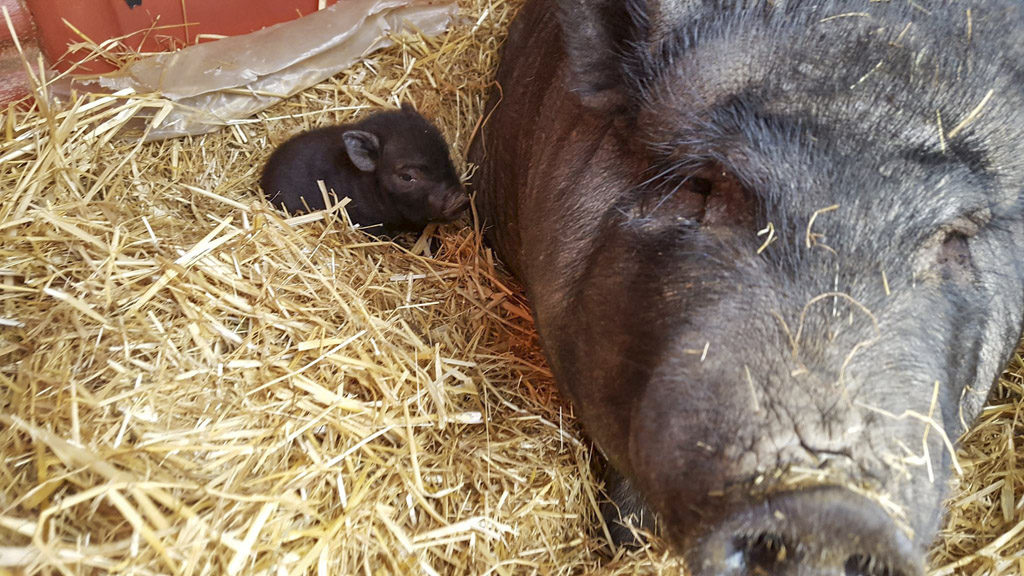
0, 0, 1021, 574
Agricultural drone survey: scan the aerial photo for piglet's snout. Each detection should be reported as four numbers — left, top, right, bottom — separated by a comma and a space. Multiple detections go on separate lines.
693, 487, 921, 576
440, 186, 470, 220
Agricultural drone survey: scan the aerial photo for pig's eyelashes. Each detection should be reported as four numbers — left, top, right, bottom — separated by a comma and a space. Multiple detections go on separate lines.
699, 170, 756, 228
633, 165, 755, 228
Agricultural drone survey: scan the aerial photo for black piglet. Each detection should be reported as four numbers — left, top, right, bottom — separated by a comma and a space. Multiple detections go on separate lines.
260, 103, 468, 235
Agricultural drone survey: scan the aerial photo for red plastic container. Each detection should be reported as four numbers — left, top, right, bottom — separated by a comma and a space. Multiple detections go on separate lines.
24, 0, 339, 73
1, 0, 39, 104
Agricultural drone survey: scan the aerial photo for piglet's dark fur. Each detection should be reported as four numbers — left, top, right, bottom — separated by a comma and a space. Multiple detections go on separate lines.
261, 103, 467, 235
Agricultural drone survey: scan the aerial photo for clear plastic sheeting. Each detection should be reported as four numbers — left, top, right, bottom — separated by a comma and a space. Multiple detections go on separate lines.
86, 0, 458, 140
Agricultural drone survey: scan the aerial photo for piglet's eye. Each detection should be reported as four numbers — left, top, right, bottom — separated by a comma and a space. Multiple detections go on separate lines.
399, 173, 415, 182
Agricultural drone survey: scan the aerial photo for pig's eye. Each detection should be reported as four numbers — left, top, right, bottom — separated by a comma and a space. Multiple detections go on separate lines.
397, 166, 426, 183
918, 214, 984, 284
937, 232, 970, 268
934, 230, 974, 283
634, 164, 755, 229
687, 176, 713, 196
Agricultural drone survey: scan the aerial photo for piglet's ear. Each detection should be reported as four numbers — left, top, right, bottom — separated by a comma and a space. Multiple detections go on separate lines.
400, 102, 417, 115
342, 130, 380, 172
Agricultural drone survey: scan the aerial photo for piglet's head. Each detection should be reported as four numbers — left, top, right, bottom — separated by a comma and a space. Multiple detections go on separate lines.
342, 103, 468, 227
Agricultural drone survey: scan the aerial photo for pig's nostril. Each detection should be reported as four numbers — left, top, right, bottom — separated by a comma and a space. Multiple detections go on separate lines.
692, 488, 922, 576
725, 535, 910, 576
733, 531, 793, 571
845, 554, 904, 576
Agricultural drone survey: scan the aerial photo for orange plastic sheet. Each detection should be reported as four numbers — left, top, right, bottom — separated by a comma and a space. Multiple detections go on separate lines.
81, 0, 457, 140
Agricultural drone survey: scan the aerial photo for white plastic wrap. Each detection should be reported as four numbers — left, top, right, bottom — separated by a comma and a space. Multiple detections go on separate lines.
84, 0, 457, 140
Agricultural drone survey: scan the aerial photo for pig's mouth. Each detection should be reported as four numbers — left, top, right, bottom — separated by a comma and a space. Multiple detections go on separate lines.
686, 486, 921, 576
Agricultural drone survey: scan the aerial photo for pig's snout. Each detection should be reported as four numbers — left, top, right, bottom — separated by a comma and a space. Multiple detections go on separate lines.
692, 488, 920, 576
440, 186, 470, 220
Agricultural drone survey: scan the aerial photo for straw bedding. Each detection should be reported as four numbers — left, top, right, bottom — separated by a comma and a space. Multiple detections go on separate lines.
0, 0, 1022, 574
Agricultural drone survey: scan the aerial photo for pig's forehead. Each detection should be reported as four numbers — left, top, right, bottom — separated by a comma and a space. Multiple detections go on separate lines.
385, 122, 448, 153
638, 49, 1024, 233
640, 1, 1024, 164
629, 120, 1011, 268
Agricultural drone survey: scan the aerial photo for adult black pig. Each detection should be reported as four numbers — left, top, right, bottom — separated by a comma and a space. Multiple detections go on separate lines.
469, 0, 1024, 574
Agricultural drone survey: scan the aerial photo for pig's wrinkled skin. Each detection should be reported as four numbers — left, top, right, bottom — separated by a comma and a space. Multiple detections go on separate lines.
469, 0, 1024, 574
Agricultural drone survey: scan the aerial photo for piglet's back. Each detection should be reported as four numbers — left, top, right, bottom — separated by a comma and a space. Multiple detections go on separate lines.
261, 127, 355, 214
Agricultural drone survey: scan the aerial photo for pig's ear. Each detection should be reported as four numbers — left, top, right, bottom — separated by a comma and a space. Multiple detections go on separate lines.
557, 0, 699, 112
557, 0, 659, 111
342, 130, 380, 172
400, 102, 417, 115
556, 0, 639, 111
